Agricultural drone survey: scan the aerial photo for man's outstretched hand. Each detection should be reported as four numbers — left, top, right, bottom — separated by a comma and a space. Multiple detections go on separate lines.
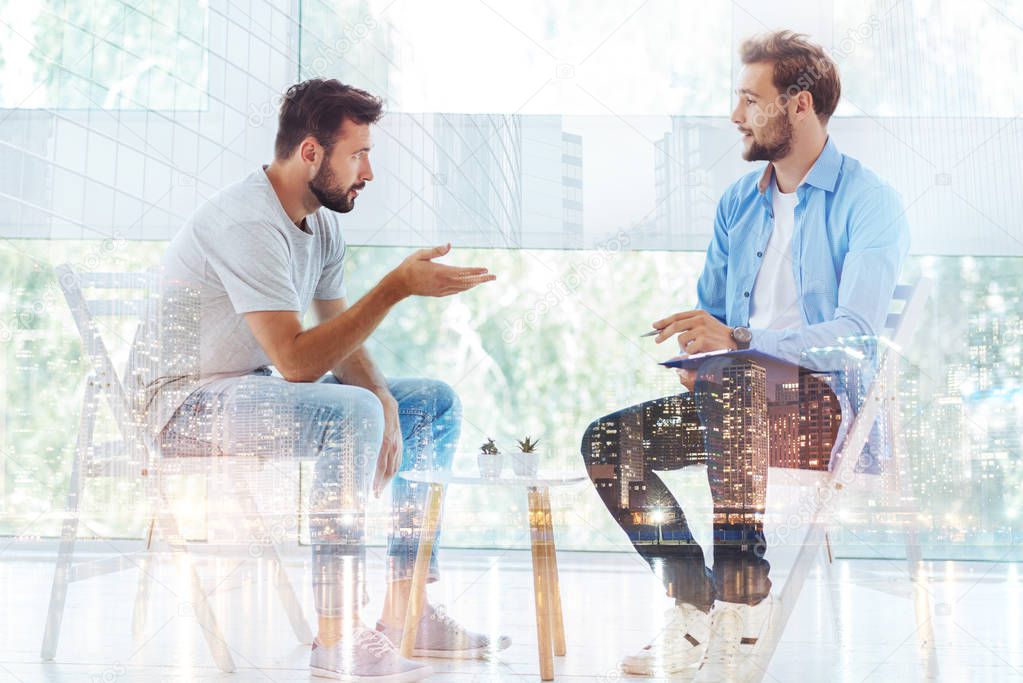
389, 243, 496, 298
649, 309, 737, 390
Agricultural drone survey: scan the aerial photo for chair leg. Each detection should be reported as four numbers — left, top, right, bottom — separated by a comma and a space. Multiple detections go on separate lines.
41, 379, 96, 661
528, 487, 555, 681
751, 521, 828, 683
233, 475, 312, 645
156, 488, 236, 673
821, 532, 843, 642
132, 516, 156, 640
905, 529, 939, 679
401, 483, 445, 659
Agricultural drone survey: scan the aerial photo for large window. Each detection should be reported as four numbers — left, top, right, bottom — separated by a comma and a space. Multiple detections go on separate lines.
1, 242, 1021, 560
0, 0, 1021, 560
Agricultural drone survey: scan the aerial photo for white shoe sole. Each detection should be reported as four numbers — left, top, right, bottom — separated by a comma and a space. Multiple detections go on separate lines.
309, 664, 434, 682
410, 643, 508, 660
621, 658, 702, 676
408, 635, 511, 660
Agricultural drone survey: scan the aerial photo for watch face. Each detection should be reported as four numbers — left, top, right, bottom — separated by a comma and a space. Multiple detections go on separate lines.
734, 327, 752, 343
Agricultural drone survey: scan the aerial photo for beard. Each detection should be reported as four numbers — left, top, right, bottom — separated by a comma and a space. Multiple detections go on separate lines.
742, 112, 794, 162
309, 160, 363, 213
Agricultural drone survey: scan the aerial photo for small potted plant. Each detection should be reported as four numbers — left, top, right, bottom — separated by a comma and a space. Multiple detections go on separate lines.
477, 437, 502, 479
511, 436, 540, 477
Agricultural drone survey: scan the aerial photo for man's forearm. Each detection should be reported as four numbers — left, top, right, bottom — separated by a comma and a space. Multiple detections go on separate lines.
333, 346, 389, 396
283, 274, 404, 382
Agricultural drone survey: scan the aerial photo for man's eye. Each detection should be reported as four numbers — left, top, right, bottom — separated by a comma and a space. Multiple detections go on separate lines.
746, 98, 755, 106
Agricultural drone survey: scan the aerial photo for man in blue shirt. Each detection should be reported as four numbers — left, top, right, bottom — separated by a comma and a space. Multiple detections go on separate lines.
581, 31, 909, 680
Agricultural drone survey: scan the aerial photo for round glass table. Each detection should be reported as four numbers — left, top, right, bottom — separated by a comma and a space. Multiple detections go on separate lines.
397, 470, 587, 681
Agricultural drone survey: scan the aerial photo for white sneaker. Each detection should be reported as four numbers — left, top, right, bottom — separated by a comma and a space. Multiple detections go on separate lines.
694, 596, 774, 683
377, 604, 511, 660
621, 603, 710, 676
694, 600, 745, 682
310, 627, 434, 682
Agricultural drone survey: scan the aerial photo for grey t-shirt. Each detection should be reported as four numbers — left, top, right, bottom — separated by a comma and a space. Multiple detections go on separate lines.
126, 166, 347, 439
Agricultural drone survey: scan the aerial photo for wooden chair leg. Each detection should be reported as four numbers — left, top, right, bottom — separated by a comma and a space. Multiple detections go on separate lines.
41, 379, 96, 661
528, 487, 555, 681
156, 489, 236, 673
539, 488, 566, 657
401, 483, 445, 659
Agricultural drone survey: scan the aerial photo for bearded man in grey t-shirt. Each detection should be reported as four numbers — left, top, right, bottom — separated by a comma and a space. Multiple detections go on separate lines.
130, 80, 502, 682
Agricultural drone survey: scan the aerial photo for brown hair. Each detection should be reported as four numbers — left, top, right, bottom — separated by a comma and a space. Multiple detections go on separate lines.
274, 79, 383, 159
739, 31, 841, 124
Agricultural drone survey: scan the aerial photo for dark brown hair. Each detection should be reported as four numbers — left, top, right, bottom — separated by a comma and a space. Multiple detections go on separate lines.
739, 31, 841, 124
274, 79, 383, 159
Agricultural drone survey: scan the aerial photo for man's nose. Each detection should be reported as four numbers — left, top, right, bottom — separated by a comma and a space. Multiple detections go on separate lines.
730, 102, 743, 126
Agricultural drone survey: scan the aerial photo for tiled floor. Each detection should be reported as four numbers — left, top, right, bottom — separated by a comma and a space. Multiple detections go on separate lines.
1, 540, 1021, 682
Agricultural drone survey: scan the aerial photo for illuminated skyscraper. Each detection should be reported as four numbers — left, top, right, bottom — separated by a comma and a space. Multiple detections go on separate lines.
707, 360, 768, 522
798, 372, 841, 471
768, 400, 800, 468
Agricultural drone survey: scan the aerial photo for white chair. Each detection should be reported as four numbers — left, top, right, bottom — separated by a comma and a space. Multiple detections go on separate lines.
750, 278, 937, 680
41, 264, 313, 673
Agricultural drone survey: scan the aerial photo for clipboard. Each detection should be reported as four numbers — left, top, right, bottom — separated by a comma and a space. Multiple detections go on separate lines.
659, 348, 817, 375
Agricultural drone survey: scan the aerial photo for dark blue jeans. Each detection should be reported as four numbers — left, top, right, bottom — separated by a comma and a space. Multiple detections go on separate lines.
581, 358, 839, 610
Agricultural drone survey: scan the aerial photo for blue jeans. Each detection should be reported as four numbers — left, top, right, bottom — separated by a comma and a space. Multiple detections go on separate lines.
158, 369, 461, 617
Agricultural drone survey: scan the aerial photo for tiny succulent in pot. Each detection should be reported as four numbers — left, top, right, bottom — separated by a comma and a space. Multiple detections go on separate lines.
477, 437, 502, 478
511, 436, 541, 477
516, 436, 540, 453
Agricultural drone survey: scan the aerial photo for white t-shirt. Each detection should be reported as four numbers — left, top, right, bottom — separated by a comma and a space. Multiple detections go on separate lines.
126, 166, 348, 438
749, 176, 802, 330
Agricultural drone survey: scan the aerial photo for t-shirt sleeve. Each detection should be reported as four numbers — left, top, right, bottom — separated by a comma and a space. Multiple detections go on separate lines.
197, 222, 301, 313
314, 220, 347, 300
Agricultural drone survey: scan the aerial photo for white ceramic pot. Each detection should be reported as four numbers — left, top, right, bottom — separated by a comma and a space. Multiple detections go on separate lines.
510, 451, 539, 478
477, 452, 503, 478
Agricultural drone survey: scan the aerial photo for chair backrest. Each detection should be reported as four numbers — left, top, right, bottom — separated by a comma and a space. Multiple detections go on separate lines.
55, 264, 158, 466
880, 279, 933, 492
882, 283, 919, 338
833, 277, 933, 486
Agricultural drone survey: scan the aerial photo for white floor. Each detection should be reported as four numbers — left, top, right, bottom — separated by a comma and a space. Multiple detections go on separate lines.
1, 541, 1021, 682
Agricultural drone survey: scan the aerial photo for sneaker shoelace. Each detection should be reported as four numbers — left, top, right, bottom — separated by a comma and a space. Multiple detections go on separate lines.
703, 607, 744, 665
427, 605, 461, 634
643, 607, 698, 654
357, 628, 398, 659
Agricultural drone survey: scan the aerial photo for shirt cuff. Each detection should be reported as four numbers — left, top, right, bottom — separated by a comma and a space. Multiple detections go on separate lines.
749, 327, 783, 358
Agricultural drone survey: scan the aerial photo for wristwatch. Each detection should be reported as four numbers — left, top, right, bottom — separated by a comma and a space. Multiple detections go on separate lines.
731, 326, 752, 349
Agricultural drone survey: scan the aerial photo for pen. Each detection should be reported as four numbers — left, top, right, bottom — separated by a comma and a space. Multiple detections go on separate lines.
640, 328, 664, 338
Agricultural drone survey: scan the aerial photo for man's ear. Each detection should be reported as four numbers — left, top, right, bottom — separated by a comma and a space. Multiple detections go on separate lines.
299, 137, 319, 167
794, 90, 815, 120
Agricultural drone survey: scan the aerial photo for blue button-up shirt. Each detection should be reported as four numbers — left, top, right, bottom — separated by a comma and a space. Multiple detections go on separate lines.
696, 137, 910, 470
697, 136, 910, 368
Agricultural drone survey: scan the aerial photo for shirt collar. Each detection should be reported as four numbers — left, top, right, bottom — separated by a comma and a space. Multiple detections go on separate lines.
756, 136, 842, 195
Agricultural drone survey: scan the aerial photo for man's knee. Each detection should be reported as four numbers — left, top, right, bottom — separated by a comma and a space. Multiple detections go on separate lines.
403, 378, 461, 422
431, 379, 461, 419
331, 386, 386, 442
